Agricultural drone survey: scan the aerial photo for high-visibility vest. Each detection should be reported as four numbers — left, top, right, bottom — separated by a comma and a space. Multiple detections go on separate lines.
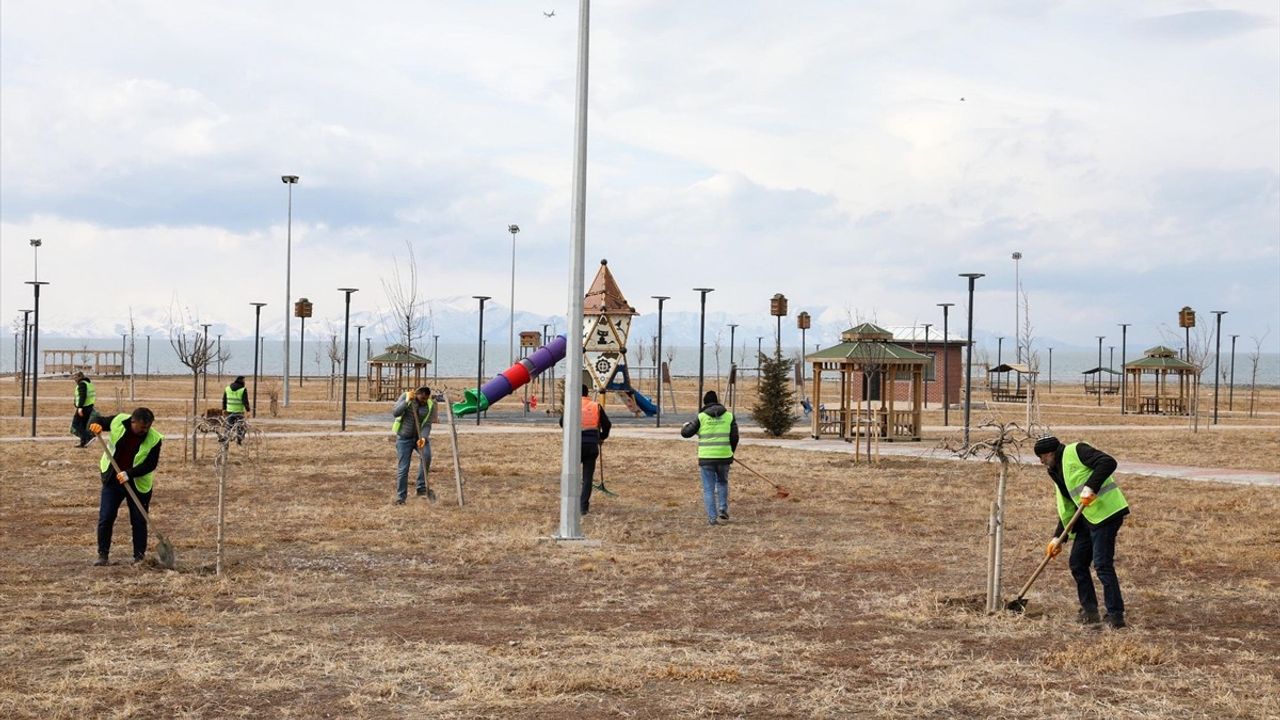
581, 398, 600, 429
224, 386, 247, 414
1054, 442, 1129, 528
392, 393, 435, 434
99, 414, 164, 494
77, 380, 96, 408
696, 411, 734, 460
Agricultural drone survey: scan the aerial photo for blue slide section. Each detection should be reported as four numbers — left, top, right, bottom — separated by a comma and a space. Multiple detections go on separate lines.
631, 389, 658, 416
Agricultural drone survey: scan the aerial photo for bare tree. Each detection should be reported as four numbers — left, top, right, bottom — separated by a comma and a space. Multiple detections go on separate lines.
712, 328, 724, 394
168, 302, 212, 461
1248, 330, 1270, 418
381, 239, 430, 353
324, 324, 342, 401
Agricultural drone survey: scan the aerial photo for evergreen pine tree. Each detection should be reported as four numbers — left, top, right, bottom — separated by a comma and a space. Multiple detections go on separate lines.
751, 351, 796, 437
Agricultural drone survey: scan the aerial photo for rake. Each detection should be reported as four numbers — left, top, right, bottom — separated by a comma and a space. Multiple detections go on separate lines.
593, 442, 618, 497
733, 458, 791, 499
94, 432, 177, 569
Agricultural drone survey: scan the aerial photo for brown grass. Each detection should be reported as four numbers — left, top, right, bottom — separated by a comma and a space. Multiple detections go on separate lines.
1, 379, 1278, 718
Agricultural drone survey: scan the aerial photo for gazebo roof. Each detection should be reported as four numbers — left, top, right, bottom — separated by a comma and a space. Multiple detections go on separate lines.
989, 363, 1036, 374
840, 322, 894, 342
1142, 345, 1181, 358
807, 340, 931, 365
1125, 355, 1195, 371
369, 346, 431, 365
1082, 366, 1122, 376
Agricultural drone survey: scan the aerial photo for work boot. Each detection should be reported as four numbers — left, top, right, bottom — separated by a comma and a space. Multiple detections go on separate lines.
1104, 613, 1126, 629
132, 555, 145, 565
416, 488, 427, 497
93, 554, 110, 566
392, 498, 406, 506
1078, 608, 1102, 625
708, 518, 718, 526
718, 510, 729, 521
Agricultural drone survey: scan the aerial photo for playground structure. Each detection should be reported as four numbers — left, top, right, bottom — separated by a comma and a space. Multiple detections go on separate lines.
452, 259, 658, 417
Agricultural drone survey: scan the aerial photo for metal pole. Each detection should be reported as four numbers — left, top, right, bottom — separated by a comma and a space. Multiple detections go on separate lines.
1012, 251, 1022, 363
997, 337, 1003, 366
508, 224, 520, 366
216, 334, 223, 384
938, 302, 954, 426
694, 288, 713, 404
299, 315, 306, 387
339, 289, 358, 431
1048, 348, 1053, 393
251, 303, 266, 418
18, 310, 31, 417
728, 322, 738, 410
653, 296, 669, 428
922, 323, 931, 409
1118, 323, 1130, 415
1096, 336, 1104, 407
355, 325, 364, 401
959, 273, 984, 447
26, 282, 49, 437
282, 175, 299, 407
1211, 310, 1226, 424
432, 334, 439, 384
1228, 334, 1238, 411
474, 296, 490, 426
558, 0, 590, 540
146, 335, 151, 380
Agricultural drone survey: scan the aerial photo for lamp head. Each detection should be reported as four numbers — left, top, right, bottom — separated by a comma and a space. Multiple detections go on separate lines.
508, 224, 520, 234
281, 175, 299, 184
1011, 251, 1022, 260
29, 238, 42, 248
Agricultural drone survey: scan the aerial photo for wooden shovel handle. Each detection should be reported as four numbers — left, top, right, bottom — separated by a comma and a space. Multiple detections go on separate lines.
94, 431, 160, 530
1012, 503, 1085, 601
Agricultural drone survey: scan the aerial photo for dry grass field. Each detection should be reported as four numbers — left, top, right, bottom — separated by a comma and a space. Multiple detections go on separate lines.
2, 377, 1278, 718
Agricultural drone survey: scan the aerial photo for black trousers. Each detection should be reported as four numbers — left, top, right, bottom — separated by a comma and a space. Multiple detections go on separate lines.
1069, 514, 1125, 616
579, 443, 599, 512
72, 405, 95, 444
98, 472, 151, 559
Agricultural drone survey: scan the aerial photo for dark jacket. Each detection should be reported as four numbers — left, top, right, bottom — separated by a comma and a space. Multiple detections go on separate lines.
393, 394, 438, 440
1047, 442, 1129, 535
680, 402, 740, 466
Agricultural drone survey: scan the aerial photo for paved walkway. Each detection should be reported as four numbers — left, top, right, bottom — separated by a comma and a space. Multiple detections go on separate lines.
5, 417, 1277, 487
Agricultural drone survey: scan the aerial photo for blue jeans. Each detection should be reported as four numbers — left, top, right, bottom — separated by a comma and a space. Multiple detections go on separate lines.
395, 436, 432, 501
699, 464, 729, 521
1069, 514, 1125, 616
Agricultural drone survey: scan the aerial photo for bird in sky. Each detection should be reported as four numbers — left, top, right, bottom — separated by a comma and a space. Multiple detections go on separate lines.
960, 97, 966, 101
544, 10, 555, 17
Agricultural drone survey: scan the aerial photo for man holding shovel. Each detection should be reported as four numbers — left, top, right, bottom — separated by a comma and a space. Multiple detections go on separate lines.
88, 408, 163, 566
1035, 436, 1130, 628
392, 387, 437, 505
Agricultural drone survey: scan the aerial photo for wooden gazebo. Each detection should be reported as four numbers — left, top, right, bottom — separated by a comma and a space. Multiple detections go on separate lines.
366, 344, 431, 401
988, 363, 1036, 403
1124, 345, 1196, 415
806, 323, 929, 441
1082, 366, 1121, 396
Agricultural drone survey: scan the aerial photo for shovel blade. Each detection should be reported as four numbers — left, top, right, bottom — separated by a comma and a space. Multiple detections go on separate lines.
156, 539, 177, 570
1005, 597, 1028, 613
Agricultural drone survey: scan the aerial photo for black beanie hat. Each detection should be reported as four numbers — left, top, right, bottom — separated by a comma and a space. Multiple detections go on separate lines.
1033, 436, 1060, 455
703, 390, 719, 406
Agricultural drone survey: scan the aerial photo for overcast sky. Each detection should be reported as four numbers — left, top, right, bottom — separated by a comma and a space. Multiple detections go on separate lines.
2, 1, 1277, 350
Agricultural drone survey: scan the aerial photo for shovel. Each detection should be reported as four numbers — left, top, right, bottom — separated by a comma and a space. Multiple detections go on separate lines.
733, 458, 791, 499
1005, 503, 1085, 612
410, 401, 438, 503
593, 442, 618, 497
94, 432, 177, 569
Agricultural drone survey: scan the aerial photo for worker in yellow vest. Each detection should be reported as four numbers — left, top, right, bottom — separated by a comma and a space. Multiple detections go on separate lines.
392, 386, 438, 504
1036, 435, 1131, 629
222, 376, 251, 445
87, 407, 163, 566
559, 385, 612, 514
681, 390, 739, 526
71, 371, 97, 448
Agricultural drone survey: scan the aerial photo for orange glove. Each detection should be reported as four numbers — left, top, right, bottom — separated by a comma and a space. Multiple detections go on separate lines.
416, 438, 426, 449
1046, 539, 1063, 558
1079, 486, 1096, 507
89, 423, 103, 435
116, 472, 129, 484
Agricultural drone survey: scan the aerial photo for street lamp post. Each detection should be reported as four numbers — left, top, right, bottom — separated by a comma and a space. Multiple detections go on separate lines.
1118, 323, 1131, 414
653, 296, 670, 427
354, 325, 365, 401
30, 238, 43, 281
146, 335, 151, 380
727, 322, 739, 411
250, 303, 267, 418
338, 288, 359, 431
958, 273, 984, 447
473, 296, 491, 426
18, 309, 31, 417
1211, 310, 1227, 424
996, 337, 1004, 366
25, 281, 50, 437
1096, 336, 1105, 407
922, 323, 932, 408
432, 334, 440, 384
693, 288, 714, 405
1011, 251, 1022, 362
281, 174, 299, 408
756, 336, 763, 389
296, 298, 313, 388
1228, 334, 1239, 411
1047, 348, 1054, 393
508, 224, 520, 366
938, 303, 954, 425
797, 312, 811, 387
